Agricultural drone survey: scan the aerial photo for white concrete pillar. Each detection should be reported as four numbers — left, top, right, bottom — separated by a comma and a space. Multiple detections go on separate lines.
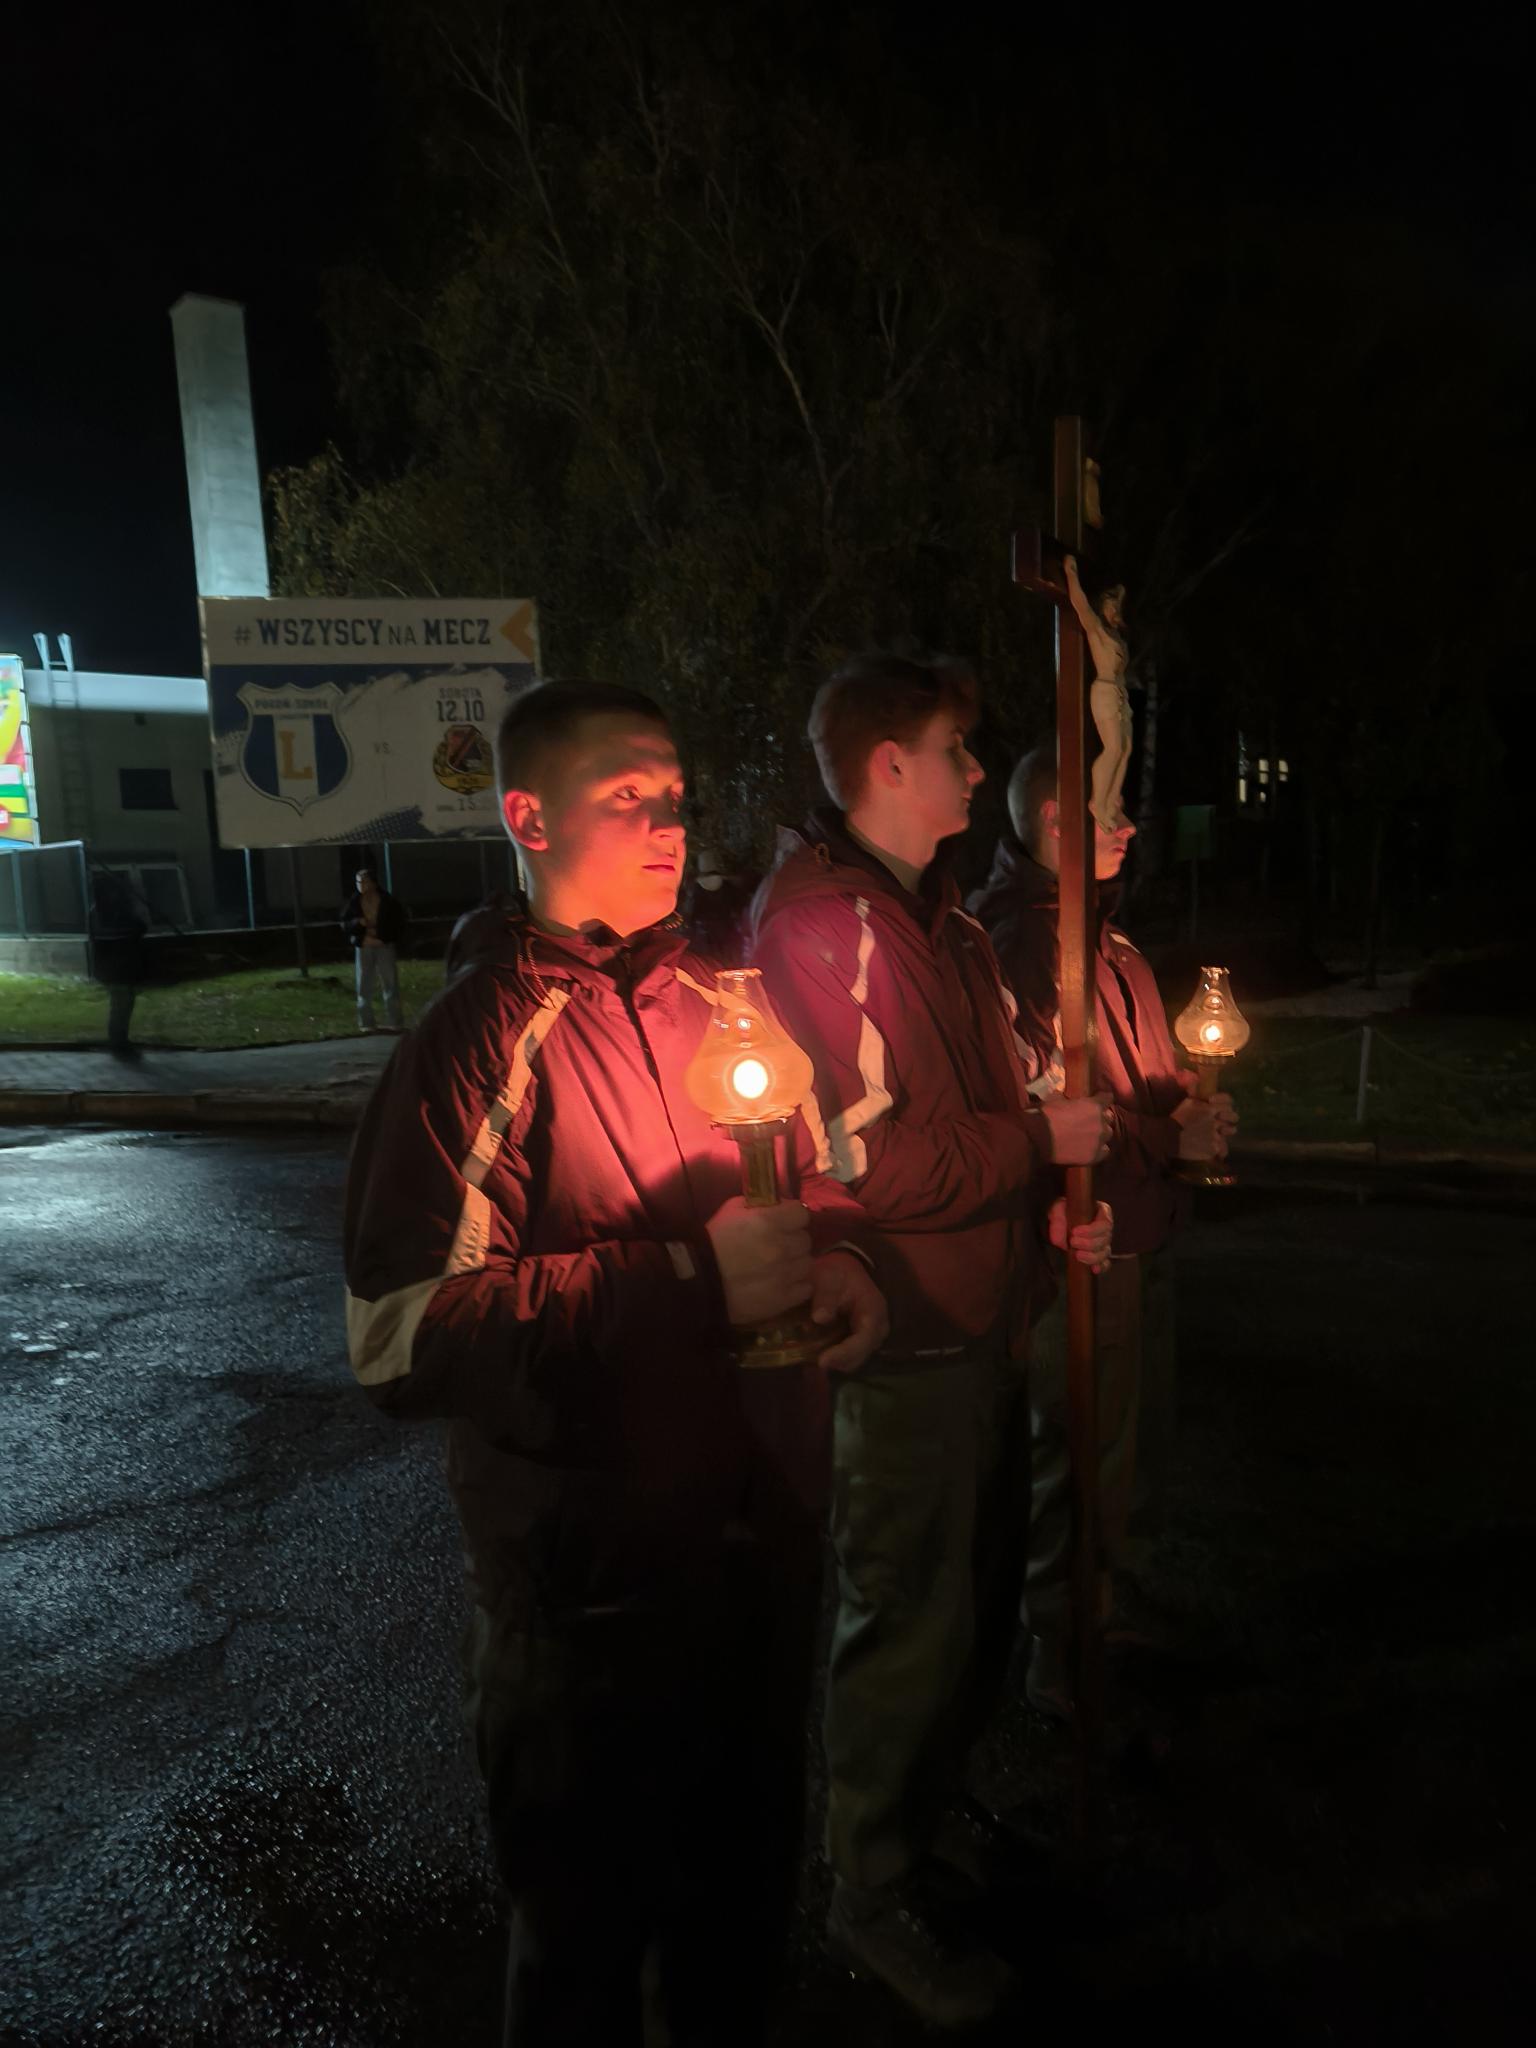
169, 294, 271, 600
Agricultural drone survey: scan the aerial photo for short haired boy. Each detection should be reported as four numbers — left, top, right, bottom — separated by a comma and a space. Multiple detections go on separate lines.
971, 745, 1237, 1715
344, 681, 887, 2047
341, 865, 407, 1031
749, 654, 1112, 2029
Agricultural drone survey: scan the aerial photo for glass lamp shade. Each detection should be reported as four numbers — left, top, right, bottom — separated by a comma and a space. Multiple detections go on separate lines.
684, 968, 814, 1125
1174, 965, 1250, 1060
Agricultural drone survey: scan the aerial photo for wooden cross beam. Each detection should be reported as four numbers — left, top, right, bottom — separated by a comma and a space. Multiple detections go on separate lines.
1014, 415, 1105, 1835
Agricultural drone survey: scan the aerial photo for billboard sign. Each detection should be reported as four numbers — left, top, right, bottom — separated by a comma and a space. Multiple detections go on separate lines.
202, 597, 539, 847
0, 655, 40, 844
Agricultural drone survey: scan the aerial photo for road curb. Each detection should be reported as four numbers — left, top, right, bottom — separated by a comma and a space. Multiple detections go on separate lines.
0, 1089, 365, 1132
1236, 1136, 1536, 1176
2, 1091, 1532, 1173
1238, 1138, 1376, 1165
76, 1091, 204, 1124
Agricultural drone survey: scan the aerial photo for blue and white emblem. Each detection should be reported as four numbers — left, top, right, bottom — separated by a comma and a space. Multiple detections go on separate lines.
237, 682, 351, 814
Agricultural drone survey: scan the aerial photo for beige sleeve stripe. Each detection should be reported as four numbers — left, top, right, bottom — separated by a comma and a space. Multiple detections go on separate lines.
464, 989, 571, 1188
345, 990, 571, 1389
346, 1278, 441, 1389
824, 897, 893, 1185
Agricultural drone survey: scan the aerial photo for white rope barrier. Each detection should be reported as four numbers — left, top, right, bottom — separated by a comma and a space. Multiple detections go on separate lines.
1245, 1024, 1536, 1087
1246, 1026, 1364, 1066
1370, 1027, 1536, 1087
1240, 1019, 1536, 1125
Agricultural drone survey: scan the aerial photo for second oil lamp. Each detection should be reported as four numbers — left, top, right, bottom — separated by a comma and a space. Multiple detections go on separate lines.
1173, 965, 1249, 1188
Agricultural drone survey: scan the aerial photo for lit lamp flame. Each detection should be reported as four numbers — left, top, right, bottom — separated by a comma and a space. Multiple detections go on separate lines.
685, 968, 815, 1201
685, 968, 832, 1366
730, 1056, 770, 1102
1173, 966, 1248, 1188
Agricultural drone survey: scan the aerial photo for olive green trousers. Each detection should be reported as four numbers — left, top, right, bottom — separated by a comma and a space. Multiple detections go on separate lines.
1024, 1246, 1177, 1635
823, 1334, 1031, 1889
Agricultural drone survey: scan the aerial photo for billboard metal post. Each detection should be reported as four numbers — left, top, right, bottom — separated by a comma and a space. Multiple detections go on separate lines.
288, 849, 308, 977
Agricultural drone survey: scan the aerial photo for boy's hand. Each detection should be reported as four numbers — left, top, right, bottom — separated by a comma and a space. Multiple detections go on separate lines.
1172, 1090, 1239, 1160
1041, 1093, 1112, 1164
705, 1196, 813, 1324
809, 1252, 889, 1374
1047, 1196, 1114, 1273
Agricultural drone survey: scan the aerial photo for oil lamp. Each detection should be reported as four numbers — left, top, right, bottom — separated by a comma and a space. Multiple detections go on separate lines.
685, 967, 833, 1367
1173, 965, 1249, 1188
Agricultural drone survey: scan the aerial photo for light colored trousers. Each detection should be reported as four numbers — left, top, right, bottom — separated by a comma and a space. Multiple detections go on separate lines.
1024, 1246, 1176, 1635
355, 943, 401, 1029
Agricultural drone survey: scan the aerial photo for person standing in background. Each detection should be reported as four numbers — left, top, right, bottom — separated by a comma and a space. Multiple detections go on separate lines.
342, 865, 406, 1031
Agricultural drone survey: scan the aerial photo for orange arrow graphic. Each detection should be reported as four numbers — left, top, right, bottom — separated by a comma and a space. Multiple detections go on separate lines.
498, 603, 538, 663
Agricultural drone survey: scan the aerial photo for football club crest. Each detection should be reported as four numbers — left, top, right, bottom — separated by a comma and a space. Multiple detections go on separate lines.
432, 723, 494, 795
237, 682, 351, 814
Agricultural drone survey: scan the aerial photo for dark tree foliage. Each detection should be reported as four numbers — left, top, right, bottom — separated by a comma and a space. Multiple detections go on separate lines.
272, 0, 1060, 859
274, 0, 1530, 939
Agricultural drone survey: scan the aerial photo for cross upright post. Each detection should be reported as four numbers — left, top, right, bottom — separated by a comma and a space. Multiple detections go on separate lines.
1054, 416, 1105, 1830
1015, 415, 1105, 1834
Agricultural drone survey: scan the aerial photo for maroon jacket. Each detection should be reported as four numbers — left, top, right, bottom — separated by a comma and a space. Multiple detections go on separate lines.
750, 809, 1052, 1356
970, 836, 1189, 1256
344, 913, 864, 1625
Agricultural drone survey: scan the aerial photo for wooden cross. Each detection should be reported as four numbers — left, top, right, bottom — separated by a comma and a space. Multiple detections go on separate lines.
1014, 416, 1106, 1834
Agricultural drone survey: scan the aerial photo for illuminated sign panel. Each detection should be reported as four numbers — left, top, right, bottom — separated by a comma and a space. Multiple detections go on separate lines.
201, 598, 540, 848
0, 656, 40, 843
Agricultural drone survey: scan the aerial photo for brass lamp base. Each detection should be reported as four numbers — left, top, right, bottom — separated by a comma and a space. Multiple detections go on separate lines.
723, 1119, 791, 1206
732, 1310, 839, 1370
1176, 1053, 1236, 1188
720, 1117, 847, 1368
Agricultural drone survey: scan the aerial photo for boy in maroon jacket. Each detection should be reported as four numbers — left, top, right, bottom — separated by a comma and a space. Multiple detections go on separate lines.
971, 743, 1237, 1715
345, 681, 887, 2048
750, 655, 1112, 2028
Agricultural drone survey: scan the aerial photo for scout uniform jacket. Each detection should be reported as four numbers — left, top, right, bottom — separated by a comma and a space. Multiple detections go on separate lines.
749, 808, 1052, 1358
344, 912, 865, 1625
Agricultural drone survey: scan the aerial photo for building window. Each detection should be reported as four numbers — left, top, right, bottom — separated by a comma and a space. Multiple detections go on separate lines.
119, 768, 177, 811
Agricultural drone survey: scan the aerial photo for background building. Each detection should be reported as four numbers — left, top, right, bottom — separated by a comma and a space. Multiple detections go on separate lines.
0, 651, 508, 972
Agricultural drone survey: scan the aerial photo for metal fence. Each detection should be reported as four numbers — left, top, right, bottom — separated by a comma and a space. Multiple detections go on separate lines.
0, 842, 90, 936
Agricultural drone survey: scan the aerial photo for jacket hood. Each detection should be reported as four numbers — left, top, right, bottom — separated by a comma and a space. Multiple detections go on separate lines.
968, 834, 1121, 932
750, 803, 962, 948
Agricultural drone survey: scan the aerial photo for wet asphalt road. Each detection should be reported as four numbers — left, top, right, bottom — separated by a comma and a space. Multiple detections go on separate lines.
2, 1128, 500, 2048
3, 1127, 1534, 2047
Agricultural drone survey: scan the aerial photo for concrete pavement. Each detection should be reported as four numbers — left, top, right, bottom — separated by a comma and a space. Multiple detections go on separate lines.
2, 1028, 1533, 1176
0, 1035, 397, 1130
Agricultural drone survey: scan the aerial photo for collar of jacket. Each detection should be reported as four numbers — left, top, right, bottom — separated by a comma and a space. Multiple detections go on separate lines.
493, 912, 691, 1001
757, 803, 965, 942
969, 832, 1121, 934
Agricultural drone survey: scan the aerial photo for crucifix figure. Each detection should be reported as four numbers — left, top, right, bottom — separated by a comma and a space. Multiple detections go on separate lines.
1063, 555, 1132, 833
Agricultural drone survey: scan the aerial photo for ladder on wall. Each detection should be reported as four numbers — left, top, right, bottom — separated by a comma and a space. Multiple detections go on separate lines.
32, 634, 96, 856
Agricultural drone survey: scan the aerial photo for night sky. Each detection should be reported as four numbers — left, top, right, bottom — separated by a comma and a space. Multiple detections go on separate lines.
5, 3, 1531, 679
